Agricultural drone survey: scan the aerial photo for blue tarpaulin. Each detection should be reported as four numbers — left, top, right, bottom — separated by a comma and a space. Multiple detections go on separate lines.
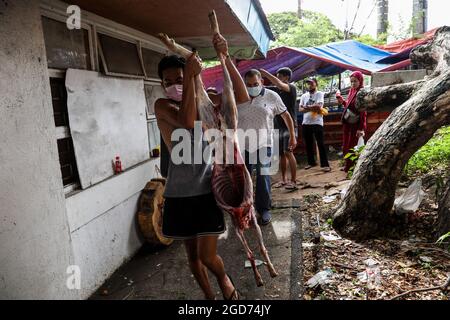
295, 40, 393, 75
203, 40, 411, 90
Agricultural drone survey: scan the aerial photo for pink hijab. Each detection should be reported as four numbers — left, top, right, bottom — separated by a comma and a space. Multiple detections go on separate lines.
346, 71, 364, 110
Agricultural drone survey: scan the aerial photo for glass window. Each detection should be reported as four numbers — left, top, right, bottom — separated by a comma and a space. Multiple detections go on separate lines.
98, 33, 144, 76
142, 48, 165, 79
144, 84, 166, 117
42, 16, 91, 70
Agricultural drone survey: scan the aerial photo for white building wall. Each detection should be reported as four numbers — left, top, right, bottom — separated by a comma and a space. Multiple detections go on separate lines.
66, 160, 157, 299
0, 0, 79, 300
0, 0, 158, 299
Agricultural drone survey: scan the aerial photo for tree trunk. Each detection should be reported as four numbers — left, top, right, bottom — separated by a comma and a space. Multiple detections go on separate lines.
333, 26, 450, 241
297, 0, 302, 19
437, 179, 450, 241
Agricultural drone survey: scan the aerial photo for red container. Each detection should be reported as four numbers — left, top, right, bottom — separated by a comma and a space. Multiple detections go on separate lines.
114, 156, 123, 174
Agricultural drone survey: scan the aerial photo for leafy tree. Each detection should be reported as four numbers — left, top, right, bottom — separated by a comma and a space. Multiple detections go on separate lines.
267, 12, 301, 40
354, 33, 387, 47
268, 10, 388, 48
268, 11, 342, 48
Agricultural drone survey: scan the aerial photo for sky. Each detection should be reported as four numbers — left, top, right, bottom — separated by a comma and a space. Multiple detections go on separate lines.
259, 0, 449, 41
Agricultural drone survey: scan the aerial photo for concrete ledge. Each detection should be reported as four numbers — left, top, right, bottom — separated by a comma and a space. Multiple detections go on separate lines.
371, 69, 428, 87
66, 158, 159, 233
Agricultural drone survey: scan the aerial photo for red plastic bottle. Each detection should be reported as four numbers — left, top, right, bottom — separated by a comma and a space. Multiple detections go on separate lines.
114, 156, 122, 174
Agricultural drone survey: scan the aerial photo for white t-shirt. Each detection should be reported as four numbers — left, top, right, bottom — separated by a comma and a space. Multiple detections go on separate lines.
237, 89, 287, 152
300, 91, 325, 126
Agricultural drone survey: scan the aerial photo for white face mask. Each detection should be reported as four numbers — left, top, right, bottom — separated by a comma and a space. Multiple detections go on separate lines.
247, 85, 262, 97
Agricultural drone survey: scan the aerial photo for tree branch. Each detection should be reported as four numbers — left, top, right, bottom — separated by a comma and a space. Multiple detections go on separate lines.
356, 80, 424, 112
411, 26, 450, 73
389, 276, 450, 300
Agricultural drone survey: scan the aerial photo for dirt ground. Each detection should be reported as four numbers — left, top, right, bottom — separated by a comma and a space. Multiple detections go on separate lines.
91, 158, 449, 300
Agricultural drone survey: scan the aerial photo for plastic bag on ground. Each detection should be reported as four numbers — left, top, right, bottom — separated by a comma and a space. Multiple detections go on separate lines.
394, 178, 426, 214
306, 269, 333, 288
356, 136, 365, 149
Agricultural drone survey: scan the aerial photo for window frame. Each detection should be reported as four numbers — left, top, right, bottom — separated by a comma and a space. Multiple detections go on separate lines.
49, 69, 81, 194
141, 43, 167, 82
40, 0, 169, 79
40, 9, 96, 72
96, 29, 147, 79
144, 80, 164, 120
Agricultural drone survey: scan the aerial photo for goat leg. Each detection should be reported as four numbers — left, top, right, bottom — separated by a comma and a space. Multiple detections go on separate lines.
251, 213, 279, 278
234, 227, 264, 287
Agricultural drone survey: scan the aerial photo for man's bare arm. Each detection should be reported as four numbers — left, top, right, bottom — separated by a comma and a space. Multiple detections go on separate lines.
213, 34, 250, 104
224, 57, 250, 104
154, 99, 182, 152
178, 53, 202, 129
260, 69, 290, 93
280, 111, 297, 151
155, 99, 182, 128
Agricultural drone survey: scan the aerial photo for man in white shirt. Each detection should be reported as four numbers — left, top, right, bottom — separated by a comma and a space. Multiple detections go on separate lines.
299, 77, 331, 172
238, 69, 296, 225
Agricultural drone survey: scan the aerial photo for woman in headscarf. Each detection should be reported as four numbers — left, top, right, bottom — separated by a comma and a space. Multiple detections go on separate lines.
336, 71, 367, 172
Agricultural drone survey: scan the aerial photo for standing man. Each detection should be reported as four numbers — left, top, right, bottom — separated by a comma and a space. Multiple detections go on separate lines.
260, 68, 299, 190
299, 77, 331, 172
238, 69, 297, 226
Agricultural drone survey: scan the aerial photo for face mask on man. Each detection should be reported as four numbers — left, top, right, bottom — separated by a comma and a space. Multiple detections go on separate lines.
165, 84, 183, 102
247, 85, 262, 97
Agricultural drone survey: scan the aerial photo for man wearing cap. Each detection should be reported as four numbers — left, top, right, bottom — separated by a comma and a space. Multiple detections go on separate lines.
260, 68, 299, 190
299, 77, 331, 172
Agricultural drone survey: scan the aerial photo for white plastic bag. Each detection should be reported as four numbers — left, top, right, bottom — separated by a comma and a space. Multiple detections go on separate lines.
394, 178, 426, 214
356, 136, 365, 149
306, 269, 333, 288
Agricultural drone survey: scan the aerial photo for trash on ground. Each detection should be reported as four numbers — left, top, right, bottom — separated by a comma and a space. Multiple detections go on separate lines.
357, 271, 368, 283
322, 195, 337, 203
419, 256, 433, 263
394, 178, 426, 214
245, 259, 264, 268
302, 242, 315, 248
306, 269, 333, 288
320, 231, 341, 242
364, 258, 380, 267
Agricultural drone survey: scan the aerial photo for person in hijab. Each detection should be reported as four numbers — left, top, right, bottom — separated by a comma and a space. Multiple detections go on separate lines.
336, 71, 367, 172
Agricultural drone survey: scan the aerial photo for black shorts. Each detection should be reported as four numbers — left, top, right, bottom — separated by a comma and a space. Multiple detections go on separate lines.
278, 129, 291, 155
162, 193, 226, 240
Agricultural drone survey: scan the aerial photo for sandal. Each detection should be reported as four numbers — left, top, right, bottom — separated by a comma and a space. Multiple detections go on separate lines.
223, 274, 239, 300
273, 181, 287, 188
285, 182, 298, 190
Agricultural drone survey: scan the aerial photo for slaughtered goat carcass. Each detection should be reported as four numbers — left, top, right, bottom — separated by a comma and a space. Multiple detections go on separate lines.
158, 11, 278, 286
